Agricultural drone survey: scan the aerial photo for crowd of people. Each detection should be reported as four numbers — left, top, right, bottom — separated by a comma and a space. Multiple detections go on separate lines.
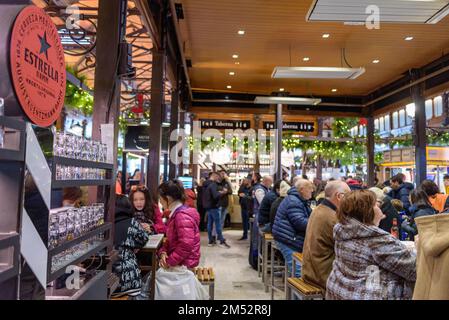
110, 168, 449, 299
248, 172, 449, 300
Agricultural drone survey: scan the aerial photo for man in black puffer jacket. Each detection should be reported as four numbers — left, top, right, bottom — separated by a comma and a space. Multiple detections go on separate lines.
272, 179, 315, 277
258, 180, 282, 231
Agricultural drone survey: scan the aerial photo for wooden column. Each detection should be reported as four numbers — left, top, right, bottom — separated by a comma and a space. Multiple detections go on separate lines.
316, 118, 323, 181
190, 113, 198, 179
178, 109, 186, 175
147, 49, 165, 195
254, 115, 261, 174
275, 103, 283, 181
91, 0, 125, 229
168, 83, 179, 179
366, 116, 375, 187
121, 152, 127, 193
412, 69, 427, 185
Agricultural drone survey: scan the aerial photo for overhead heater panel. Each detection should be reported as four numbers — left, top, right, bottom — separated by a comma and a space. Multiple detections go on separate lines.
271, 67, 365, 79
306, 0, 449, 24
254, 96, 322, 105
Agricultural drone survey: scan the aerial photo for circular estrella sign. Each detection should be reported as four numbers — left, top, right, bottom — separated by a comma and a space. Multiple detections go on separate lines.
10, 5, 66, 127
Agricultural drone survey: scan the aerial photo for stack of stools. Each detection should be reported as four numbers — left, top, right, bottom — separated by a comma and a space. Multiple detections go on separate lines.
286, 252, 324, 300
193, 267, 215, 300
269, 240, 287, 299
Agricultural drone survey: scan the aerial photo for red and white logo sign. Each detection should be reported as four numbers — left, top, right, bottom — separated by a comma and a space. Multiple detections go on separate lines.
10, 6, 66, 127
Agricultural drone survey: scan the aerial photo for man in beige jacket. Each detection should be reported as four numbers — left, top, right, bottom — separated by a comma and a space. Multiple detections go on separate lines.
302, 180, 350, 292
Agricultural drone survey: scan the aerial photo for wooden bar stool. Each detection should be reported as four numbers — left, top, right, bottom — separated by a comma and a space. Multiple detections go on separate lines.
270, 240, 287, 300
286, 277, 323, 300
193, 267, 215, 300
262, 233, 274, 293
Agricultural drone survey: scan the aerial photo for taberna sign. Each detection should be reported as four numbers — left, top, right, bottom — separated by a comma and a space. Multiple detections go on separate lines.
9, 5, 66, 127
200, 119, 251, 130
263, 121, 316, 133
124, 126, 150, 152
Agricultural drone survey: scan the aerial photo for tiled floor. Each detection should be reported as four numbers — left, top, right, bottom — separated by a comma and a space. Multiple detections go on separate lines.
199, 229, 285, 300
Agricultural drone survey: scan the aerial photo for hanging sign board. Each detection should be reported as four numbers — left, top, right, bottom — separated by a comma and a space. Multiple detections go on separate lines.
124, 125, 149, 152
401, 148, 415, 162
199, 119, 251, 130
391, 150, 402, 162
427, 147, 449, 161
262, 121, 317, 135
9, 6, 66, 127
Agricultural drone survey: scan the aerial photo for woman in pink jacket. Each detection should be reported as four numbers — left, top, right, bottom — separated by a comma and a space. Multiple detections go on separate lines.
158, 180, 201, 269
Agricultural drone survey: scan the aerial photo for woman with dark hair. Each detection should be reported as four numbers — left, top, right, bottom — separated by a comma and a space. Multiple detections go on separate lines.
326, 190, 416, 300
129, 185, 166, 234
112, 194, 150, 297
402, 188, 438, 239
158, 180, 201, 269
420, 179, 449, 213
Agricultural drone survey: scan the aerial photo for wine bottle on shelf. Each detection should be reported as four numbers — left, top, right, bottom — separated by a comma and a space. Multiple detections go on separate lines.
390, 218, 399, 239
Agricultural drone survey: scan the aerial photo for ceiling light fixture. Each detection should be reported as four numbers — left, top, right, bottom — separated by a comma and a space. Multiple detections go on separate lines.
238, 30, 245, 35
227, 85, 232, 89
229, 71, 235, 76
322, 33, 330, 38
235, 62, 240, 65
272, 66, 365, 79
303, 57, 310, 62
232, 54, 239, 59
372, 59, 380, 64
279, 88, 285, 92
332, 88, 338, 92
254, 96, 321, 106
405, 36, 414, 41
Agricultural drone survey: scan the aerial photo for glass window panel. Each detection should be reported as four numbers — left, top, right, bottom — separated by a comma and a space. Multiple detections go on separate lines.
435, 96, 443, 117
392, 111, 399, 129
379, 117, 384, 132
384, 115, 391, 131
399, 109, 406, 127
374, 119, 379, 131
425, 99, 433, 120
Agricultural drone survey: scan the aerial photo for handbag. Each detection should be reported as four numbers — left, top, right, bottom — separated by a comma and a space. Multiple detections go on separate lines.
155, 266, 209, 300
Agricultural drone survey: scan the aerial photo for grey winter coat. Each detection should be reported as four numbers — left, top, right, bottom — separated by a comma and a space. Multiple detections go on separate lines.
326, 218, 416, 300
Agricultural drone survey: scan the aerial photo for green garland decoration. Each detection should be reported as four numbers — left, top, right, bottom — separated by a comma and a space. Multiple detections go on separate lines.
65, 66, 94, 116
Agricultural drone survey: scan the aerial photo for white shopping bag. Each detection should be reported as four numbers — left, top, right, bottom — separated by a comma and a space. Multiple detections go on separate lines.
155, 266, 209, 300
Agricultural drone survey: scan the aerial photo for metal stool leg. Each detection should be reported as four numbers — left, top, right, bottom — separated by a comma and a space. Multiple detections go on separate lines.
209, 283, 214, 300
263, 239, 269, 292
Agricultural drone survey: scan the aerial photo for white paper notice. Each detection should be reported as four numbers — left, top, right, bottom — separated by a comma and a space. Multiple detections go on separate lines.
101, 123, 114, 164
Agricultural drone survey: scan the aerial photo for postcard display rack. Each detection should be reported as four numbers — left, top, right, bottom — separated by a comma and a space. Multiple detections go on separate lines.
0, 115, 116, 300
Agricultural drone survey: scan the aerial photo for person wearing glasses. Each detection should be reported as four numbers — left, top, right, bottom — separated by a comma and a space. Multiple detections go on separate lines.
129, 185, 166, 235
302, 180, 350, 293
158, 180, 201, 270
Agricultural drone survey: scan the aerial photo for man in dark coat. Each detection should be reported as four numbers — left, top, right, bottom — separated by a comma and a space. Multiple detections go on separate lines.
388, 174, 414, 213
272, 179, 315, 277
258, 180, 282, 231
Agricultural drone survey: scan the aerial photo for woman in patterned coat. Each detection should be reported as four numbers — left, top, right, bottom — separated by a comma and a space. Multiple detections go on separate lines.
112, 195, 150, 297
326, 190, 417, 300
